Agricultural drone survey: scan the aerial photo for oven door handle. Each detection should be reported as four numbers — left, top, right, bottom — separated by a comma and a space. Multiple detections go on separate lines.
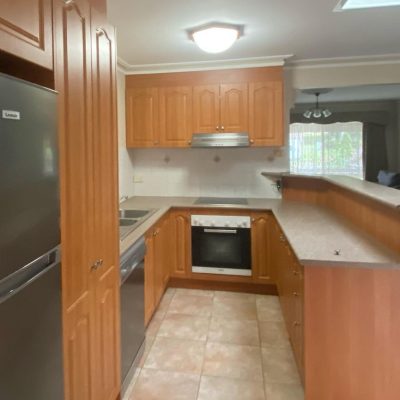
204, 228, 238, 234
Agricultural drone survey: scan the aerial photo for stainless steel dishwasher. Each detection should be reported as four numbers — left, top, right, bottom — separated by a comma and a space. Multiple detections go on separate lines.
120, 236, 146, 394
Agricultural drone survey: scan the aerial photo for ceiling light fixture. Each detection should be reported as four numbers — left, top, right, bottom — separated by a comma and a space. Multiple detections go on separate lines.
189, 23, 243, 54
303, 91, 332, 119
335, 0, 400, 11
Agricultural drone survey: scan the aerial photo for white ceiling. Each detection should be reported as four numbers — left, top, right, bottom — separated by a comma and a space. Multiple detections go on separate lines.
107, 0, 400, 68
295, 84, 400, 103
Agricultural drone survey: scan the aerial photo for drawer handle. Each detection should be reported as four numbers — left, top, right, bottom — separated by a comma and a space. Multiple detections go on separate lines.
292, 270, 299, 276
293, 291, 299, 297
293, 321, 301, 327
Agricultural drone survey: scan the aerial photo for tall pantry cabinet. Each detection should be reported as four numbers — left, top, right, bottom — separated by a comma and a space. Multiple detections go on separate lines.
54, 1, 120, 400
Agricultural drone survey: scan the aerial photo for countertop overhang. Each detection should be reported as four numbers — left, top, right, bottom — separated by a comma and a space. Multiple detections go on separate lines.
119, 196, 400, 269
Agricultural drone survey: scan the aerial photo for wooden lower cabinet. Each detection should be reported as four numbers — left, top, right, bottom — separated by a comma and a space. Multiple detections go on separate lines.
251, 212, 274, 283
271, 217, 304, 381
169, 210, 191, 278
144, 215, 171, 325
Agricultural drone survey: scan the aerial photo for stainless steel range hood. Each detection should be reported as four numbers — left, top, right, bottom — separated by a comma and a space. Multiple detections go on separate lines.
191, 132, 250, 148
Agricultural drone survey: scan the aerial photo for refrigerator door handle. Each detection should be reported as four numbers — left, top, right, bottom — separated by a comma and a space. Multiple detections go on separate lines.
0, 246, 61, 305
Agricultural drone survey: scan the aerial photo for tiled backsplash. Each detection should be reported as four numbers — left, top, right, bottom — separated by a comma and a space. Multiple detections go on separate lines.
119, 147, 288, 199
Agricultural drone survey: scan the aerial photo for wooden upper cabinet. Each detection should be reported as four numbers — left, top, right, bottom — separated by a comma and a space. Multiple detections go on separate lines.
159, 86, 193, 147
249, 81, 284, 146
220, 83, 248, 133
0, 0, 53, 69
193, 85, 220, 133
126, 87, 159, 147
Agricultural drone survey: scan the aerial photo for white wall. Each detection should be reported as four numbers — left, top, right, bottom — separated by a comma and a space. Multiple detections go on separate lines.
117, 70, 135, 198
124, 147, 287, 198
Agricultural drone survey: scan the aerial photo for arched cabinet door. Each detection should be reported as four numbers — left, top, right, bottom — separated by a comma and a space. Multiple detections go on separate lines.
0, 0, 53, 69
53, 1, 96, 400
193, 84, 220, 133
220, 83, 249, 133
90, 10, 121, 400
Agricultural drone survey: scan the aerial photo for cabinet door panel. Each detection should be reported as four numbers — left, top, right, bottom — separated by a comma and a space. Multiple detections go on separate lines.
251, 213, 273, 283
94, 266, 120, 400
159, 86, 192, 147
126, 87, 159, 147
64, 294, 95, 400
220, 83, 248, 133
193, 85, 220, 133
170, 211, 191, 278
145, 233, 156, 326
249, 81, 284, 146
0, 0, 53, 69
91, 12, 120, 400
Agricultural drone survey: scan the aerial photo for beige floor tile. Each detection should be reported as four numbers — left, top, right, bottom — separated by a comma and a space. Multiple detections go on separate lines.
156, 292, 175, 315
123, 367, 141, 400
212, 297, 257, 320
208, 318, 260, 346
146, 311, 164, 336
256, 296, 284, 322
264, 382, 304, 400
198, 375, 265, 400
144, 337, 206, 374
259, 321, 291, 348
203, 342, 263, 381
214, 291, 257, 301
130, 369, 200, 400
175, 288, 214, 297
262, 346, 301, 384
157, 313, 210, 341
168, 294, 213, 316
138, 336, 155, 368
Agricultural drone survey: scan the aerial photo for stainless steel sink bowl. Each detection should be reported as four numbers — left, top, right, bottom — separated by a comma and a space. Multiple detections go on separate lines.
118, 208, 157, 241
119, 209, 150, 219
119, 218, 139, 227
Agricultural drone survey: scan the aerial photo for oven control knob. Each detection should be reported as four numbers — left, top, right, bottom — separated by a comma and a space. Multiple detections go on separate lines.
241, 221, 248, 228
211, 221, 216, 227
225, 221, 230, 227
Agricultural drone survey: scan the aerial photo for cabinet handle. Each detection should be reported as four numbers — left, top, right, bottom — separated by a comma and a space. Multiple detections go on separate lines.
221, 126, 225, 131
153, 229, 160, 237
292, 270, 299, 276
187, 140, 192, 145
216, 126, 220, 131
251, 218, 256, 223
279, 234, 285, 242
63, 0, 73, 4
91, 259, 104, 271
293, 321, 301, 327
293, 291, 299, 297
250, 139, 255, 144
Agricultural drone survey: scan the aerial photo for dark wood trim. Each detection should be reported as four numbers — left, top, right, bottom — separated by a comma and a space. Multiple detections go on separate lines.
168, 277, 278, 295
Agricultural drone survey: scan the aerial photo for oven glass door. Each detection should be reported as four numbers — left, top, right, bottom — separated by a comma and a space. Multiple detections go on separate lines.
192, 226, 251, 273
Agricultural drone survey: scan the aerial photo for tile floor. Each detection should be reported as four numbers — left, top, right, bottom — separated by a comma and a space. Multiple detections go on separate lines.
123, 288, 304, 400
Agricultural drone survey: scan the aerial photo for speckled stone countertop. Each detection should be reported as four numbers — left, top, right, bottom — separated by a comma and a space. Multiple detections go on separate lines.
261, 172, 400, 209
119, 196, 400, 269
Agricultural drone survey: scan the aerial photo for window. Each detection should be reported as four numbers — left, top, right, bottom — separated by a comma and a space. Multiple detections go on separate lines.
289, 122, 364, 178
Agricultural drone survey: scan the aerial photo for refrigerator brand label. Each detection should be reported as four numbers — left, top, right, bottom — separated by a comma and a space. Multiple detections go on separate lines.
2, 110, 21, 120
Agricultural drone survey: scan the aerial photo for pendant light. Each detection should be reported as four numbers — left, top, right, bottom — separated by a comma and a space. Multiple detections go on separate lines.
189, 23, 243, 54
303, 92, 332, 119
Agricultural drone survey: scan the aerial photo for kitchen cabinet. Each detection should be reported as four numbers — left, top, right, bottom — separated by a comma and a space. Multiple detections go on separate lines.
144, 215, 171, 324
249, 81, 284, 146
169, 210, 191, 278
193, 83, 248, 133
126, 87, 159, 147
251, 212, 274, 283
271, 216, 304, 381
125, 67, 284, 148
54, 1, 120, 399
159, 86, 193, 147
0, 0, 53, 70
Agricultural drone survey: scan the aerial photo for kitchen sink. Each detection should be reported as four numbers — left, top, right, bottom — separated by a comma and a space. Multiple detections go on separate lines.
119, 218, 139, 226
118, 208, 157, 241
119, 209, 150, 219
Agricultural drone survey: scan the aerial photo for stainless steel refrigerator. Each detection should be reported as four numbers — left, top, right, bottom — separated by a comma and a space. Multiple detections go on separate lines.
0, 73, 64, 399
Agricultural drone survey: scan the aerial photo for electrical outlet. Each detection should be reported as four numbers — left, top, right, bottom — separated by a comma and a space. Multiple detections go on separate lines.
133, 175, 143, 183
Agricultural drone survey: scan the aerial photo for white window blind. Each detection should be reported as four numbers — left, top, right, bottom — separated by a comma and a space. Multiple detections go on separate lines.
289, 122, 364, 178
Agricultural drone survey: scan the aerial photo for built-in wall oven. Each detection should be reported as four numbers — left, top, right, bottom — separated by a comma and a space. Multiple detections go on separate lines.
191, 215, 252, 276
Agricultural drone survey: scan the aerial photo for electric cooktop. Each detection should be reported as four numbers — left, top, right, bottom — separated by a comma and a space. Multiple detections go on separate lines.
194, 197, 248, 206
